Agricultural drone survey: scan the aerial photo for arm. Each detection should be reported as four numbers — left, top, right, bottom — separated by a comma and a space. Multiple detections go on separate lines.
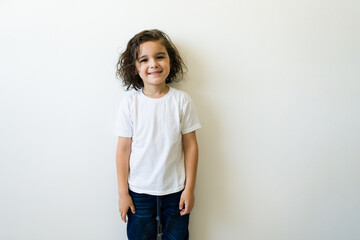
116, 136, 135, 222
179, 131, 199, 216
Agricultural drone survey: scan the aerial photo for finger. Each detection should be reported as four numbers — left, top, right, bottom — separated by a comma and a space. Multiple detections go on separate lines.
180, 200, 187, 215
120, 207, 129, 223
179, 197, 185, 210
120, 210, 124, 223
182, 201, 194, 216
180, 202, 189, 216
129, 203, 136, 214
121, 210, 127, 223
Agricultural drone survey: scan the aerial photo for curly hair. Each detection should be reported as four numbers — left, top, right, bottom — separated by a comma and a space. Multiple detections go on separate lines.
116, 29, 187, 91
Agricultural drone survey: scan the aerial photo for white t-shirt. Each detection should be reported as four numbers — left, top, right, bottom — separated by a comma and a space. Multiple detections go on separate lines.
115, 87, 201, 196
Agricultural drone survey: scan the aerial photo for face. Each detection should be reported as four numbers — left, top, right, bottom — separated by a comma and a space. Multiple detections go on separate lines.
135, 40, 170, 88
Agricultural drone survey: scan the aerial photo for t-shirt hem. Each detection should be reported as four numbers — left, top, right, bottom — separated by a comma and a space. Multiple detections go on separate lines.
129, 184, 185, 196
114, 131, 132, 138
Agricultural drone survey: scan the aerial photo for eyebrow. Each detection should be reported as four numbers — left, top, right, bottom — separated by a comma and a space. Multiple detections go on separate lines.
138, 52, 167, 60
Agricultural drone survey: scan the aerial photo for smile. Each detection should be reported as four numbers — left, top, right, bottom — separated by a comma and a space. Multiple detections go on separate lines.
148, 71, 162, 75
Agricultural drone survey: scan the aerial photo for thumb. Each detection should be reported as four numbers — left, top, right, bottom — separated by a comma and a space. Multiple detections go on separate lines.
179, 197, 185, 210
129, 202, 136, 214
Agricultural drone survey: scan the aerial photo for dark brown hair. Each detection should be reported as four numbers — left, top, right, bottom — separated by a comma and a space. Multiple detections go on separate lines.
116, 29, 186, 90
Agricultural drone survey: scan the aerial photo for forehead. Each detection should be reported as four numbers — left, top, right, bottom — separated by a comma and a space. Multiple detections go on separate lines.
138, 40, 168, 56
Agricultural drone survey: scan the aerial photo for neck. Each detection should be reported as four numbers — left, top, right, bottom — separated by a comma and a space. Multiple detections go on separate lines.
142, 84, 170, 98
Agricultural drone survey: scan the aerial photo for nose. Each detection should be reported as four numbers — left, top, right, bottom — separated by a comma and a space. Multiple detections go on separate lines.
149, 58, 158, 68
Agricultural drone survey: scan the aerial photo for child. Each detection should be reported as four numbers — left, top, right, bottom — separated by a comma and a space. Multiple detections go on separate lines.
115, 29, 201, 240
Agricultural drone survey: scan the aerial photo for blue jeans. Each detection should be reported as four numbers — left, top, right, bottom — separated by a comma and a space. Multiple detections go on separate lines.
127, 190, 189, 240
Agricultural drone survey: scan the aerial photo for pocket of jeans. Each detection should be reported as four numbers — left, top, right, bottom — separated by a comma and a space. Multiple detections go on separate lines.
129, 191, 157, 217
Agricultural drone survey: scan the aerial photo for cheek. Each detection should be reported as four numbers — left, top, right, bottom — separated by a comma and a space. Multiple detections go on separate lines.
135, 64, 142, 74
164, 61, 170, 70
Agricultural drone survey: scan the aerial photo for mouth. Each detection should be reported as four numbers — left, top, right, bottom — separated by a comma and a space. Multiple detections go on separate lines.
148, 71, 162, 75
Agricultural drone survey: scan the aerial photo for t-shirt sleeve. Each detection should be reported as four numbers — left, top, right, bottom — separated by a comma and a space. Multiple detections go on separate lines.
181, 97, 202, 134
114, 98, 133, 137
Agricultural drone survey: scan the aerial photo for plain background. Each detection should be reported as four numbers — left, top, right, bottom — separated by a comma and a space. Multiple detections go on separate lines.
1, 0, 359, 239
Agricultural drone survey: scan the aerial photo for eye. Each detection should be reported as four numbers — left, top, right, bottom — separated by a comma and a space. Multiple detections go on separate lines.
139, 58, 147, 63
157, 56, 165, 59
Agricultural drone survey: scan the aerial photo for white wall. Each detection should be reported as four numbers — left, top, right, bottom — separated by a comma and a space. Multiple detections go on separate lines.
1, 0, 359, 239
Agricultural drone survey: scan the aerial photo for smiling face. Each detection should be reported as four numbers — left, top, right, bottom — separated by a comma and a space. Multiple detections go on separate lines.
135, 40, 171, 89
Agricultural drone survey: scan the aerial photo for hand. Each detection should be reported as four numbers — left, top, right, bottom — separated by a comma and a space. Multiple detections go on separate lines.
179, 189, 195, 216
118, 193, 136, 223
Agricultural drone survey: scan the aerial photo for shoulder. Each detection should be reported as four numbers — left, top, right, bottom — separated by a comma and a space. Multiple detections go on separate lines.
119, 89, 140, 104
170, 87, 193, 104
117, 90, 140, 112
